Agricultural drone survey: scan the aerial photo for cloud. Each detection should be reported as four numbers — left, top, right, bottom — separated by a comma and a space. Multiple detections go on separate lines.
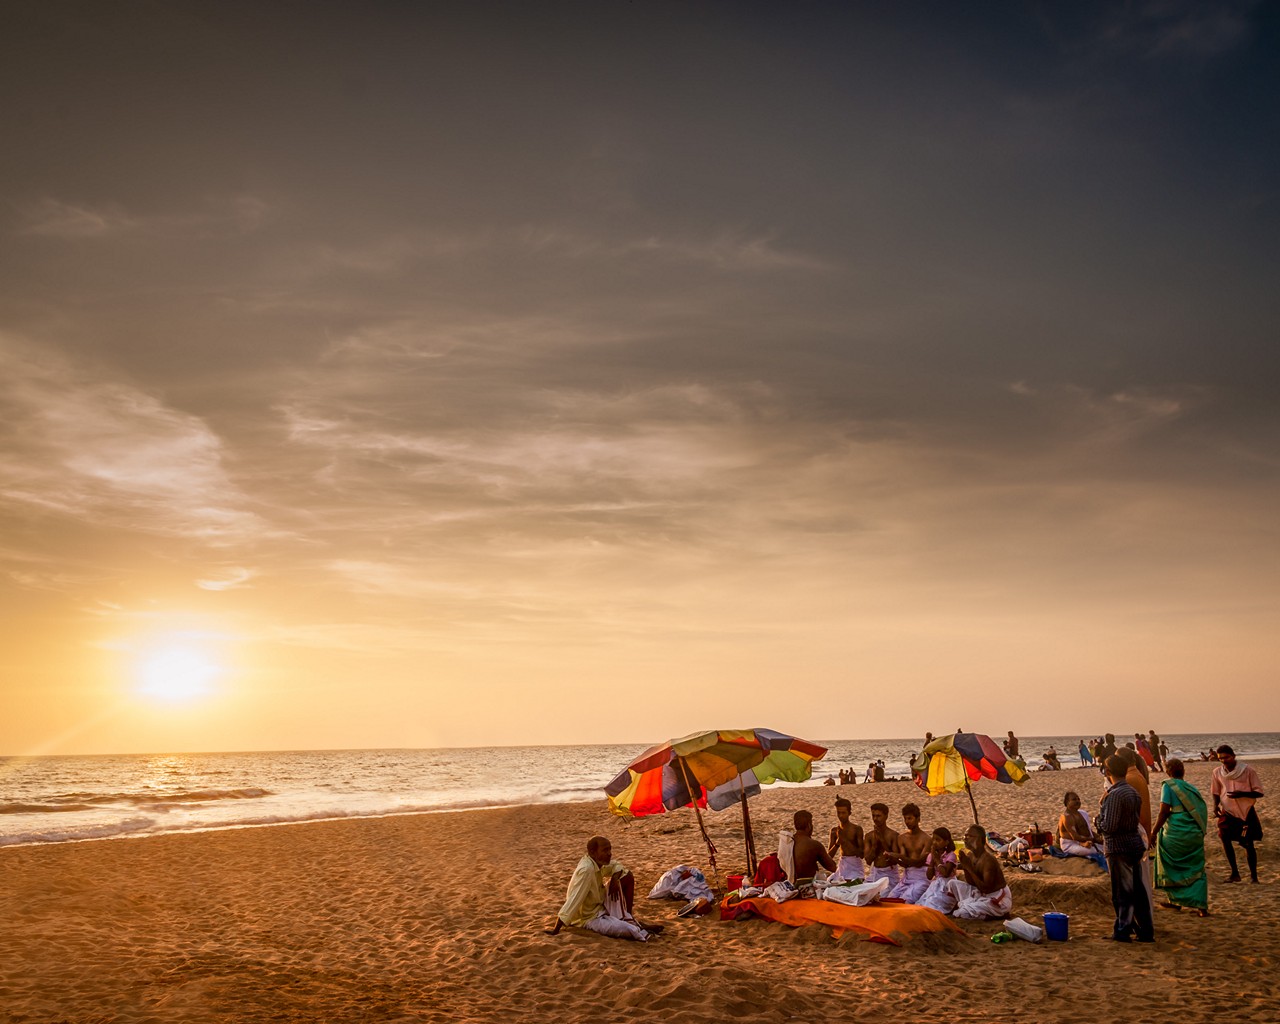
281, 224, 829, 284
18, 199, 137, 238
15, 194, 273, 240
0, 335, 266, 542
195, 567, 256, 591
1099, 0, 1261, 60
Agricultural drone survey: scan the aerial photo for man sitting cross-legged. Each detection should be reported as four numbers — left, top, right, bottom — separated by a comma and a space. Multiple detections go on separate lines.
951, 824, 1013, 920
1058, 790, 1106, 868
827, 798, 866, 882
546, 836, 662, 941
864, 802, 901, 888
888, 802, 932, 902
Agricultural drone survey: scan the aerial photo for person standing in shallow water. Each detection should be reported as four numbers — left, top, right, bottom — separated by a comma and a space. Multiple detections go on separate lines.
1147, 730, 1164, 772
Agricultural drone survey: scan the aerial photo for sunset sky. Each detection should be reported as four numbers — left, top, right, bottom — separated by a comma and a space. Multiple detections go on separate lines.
3, 2, 1277, 755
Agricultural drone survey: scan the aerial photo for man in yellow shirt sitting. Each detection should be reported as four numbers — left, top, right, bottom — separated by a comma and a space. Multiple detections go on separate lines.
546, 836, 662, 941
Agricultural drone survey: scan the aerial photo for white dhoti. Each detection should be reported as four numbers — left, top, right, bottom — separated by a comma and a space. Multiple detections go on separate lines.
888, 865, 930, 903
829, 855, 865, 883
951, 881, 1013, 920
582, 891, 649, 941
916, 876, 958, 914
867, 863, 900, 887
1059, 838, 1096, 857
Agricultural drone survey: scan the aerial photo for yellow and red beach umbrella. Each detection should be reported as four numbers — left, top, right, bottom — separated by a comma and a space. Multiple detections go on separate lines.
911, 730, 1027, 824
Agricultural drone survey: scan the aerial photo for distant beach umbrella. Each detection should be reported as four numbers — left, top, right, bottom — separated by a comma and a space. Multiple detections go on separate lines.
911, 730, 1028, 825
605, 728, 827, 878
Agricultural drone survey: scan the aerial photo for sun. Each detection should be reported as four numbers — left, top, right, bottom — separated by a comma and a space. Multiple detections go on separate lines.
136, 644, 222, 702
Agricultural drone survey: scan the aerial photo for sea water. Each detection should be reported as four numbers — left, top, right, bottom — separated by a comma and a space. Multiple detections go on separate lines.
2, 732, 1276, 848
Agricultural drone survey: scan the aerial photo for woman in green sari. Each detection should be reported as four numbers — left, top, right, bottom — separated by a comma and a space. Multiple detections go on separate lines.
1152, 758, 1209, 915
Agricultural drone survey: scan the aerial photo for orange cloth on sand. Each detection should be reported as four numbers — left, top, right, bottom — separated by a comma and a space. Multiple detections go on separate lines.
730, 897, 963, 946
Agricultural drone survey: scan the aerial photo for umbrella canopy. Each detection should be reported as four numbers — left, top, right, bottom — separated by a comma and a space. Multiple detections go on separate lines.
605, 729, 772, 818
604, 728, 828, 878
704, 735, 828, 811
911, 731, 1027, 824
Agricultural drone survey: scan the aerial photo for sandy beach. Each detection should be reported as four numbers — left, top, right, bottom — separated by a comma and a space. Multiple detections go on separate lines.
2, 758, 1276, 1023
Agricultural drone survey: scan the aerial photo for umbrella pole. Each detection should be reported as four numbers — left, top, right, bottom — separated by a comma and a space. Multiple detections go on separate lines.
965, 778, 981, 826
676, 756, 719, 881
738, 777, 757, 878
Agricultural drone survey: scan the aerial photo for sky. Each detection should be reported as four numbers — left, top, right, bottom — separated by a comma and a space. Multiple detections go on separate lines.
2, 1, 1278, 756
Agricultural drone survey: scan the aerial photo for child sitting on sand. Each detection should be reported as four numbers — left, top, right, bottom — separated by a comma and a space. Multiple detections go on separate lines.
916, 827, 960, 913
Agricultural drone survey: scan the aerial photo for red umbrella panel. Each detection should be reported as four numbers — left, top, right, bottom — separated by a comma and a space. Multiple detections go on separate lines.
911, 730, 1028, 825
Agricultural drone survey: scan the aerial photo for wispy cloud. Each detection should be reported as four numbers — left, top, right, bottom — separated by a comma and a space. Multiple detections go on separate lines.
195, 567, 256, 591
0, 335, 266, 542
18, 199, 137, 238
1099, 0, 1261, 60
283, 224, 829, 283
15, 194, 273, 239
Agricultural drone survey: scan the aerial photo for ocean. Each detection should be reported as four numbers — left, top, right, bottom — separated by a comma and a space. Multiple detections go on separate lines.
3, 731, 1275, 848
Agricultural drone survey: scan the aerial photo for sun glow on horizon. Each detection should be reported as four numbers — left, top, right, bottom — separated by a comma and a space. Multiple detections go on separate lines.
136, 643, 223, 702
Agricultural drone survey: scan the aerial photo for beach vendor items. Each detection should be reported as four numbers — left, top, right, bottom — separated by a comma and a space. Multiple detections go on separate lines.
546, 836, 662, 941
1152, 759, 1208, 915
1211, 744, 1264, 884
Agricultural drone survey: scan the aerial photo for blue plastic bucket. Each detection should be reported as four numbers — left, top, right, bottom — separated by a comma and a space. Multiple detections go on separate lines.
1044, 912, 1069, 941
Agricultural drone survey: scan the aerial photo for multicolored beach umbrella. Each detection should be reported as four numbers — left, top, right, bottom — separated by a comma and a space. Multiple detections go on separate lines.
911, 730, 1027, 824
605, 728, 827, 876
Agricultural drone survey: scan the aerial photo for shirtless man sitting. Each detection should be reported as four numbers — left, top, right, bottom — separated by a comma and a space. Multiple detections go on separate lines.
952, 824, 1013, 919
1058, 790, 1106, 867
827, 798, 865, 882
888, 802, 932, 902
792, 809, 835, 884
864, 802, 901, 887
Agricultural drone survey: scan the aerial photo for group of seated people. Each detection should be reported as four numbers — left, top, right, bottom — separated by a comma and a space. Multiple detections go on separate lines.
546, 800, 1015, 941
801, 800, 1011, 919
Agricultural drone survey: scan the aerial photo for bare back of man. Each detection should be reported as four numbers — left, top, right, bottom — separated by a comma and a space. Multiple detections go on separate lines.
792, 810, 835, 882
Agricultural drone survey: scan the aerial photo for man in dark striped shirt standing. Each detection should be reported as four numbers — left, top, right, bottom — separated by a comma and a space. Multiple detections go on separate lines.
1097, 755, 1155, 943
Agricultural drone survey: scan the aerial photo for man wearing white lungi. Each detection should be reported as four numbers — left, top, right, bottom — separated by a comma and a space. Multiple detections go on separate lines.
952, 824, 1013, 920
827, 797, 866, 882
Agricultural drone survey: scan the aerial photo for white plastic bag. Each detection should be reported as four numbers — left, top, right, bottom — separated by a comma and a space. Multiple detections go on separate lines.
762, 880, 799, 903
820, 877, 890, 907
1004, 916, 1043, 942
